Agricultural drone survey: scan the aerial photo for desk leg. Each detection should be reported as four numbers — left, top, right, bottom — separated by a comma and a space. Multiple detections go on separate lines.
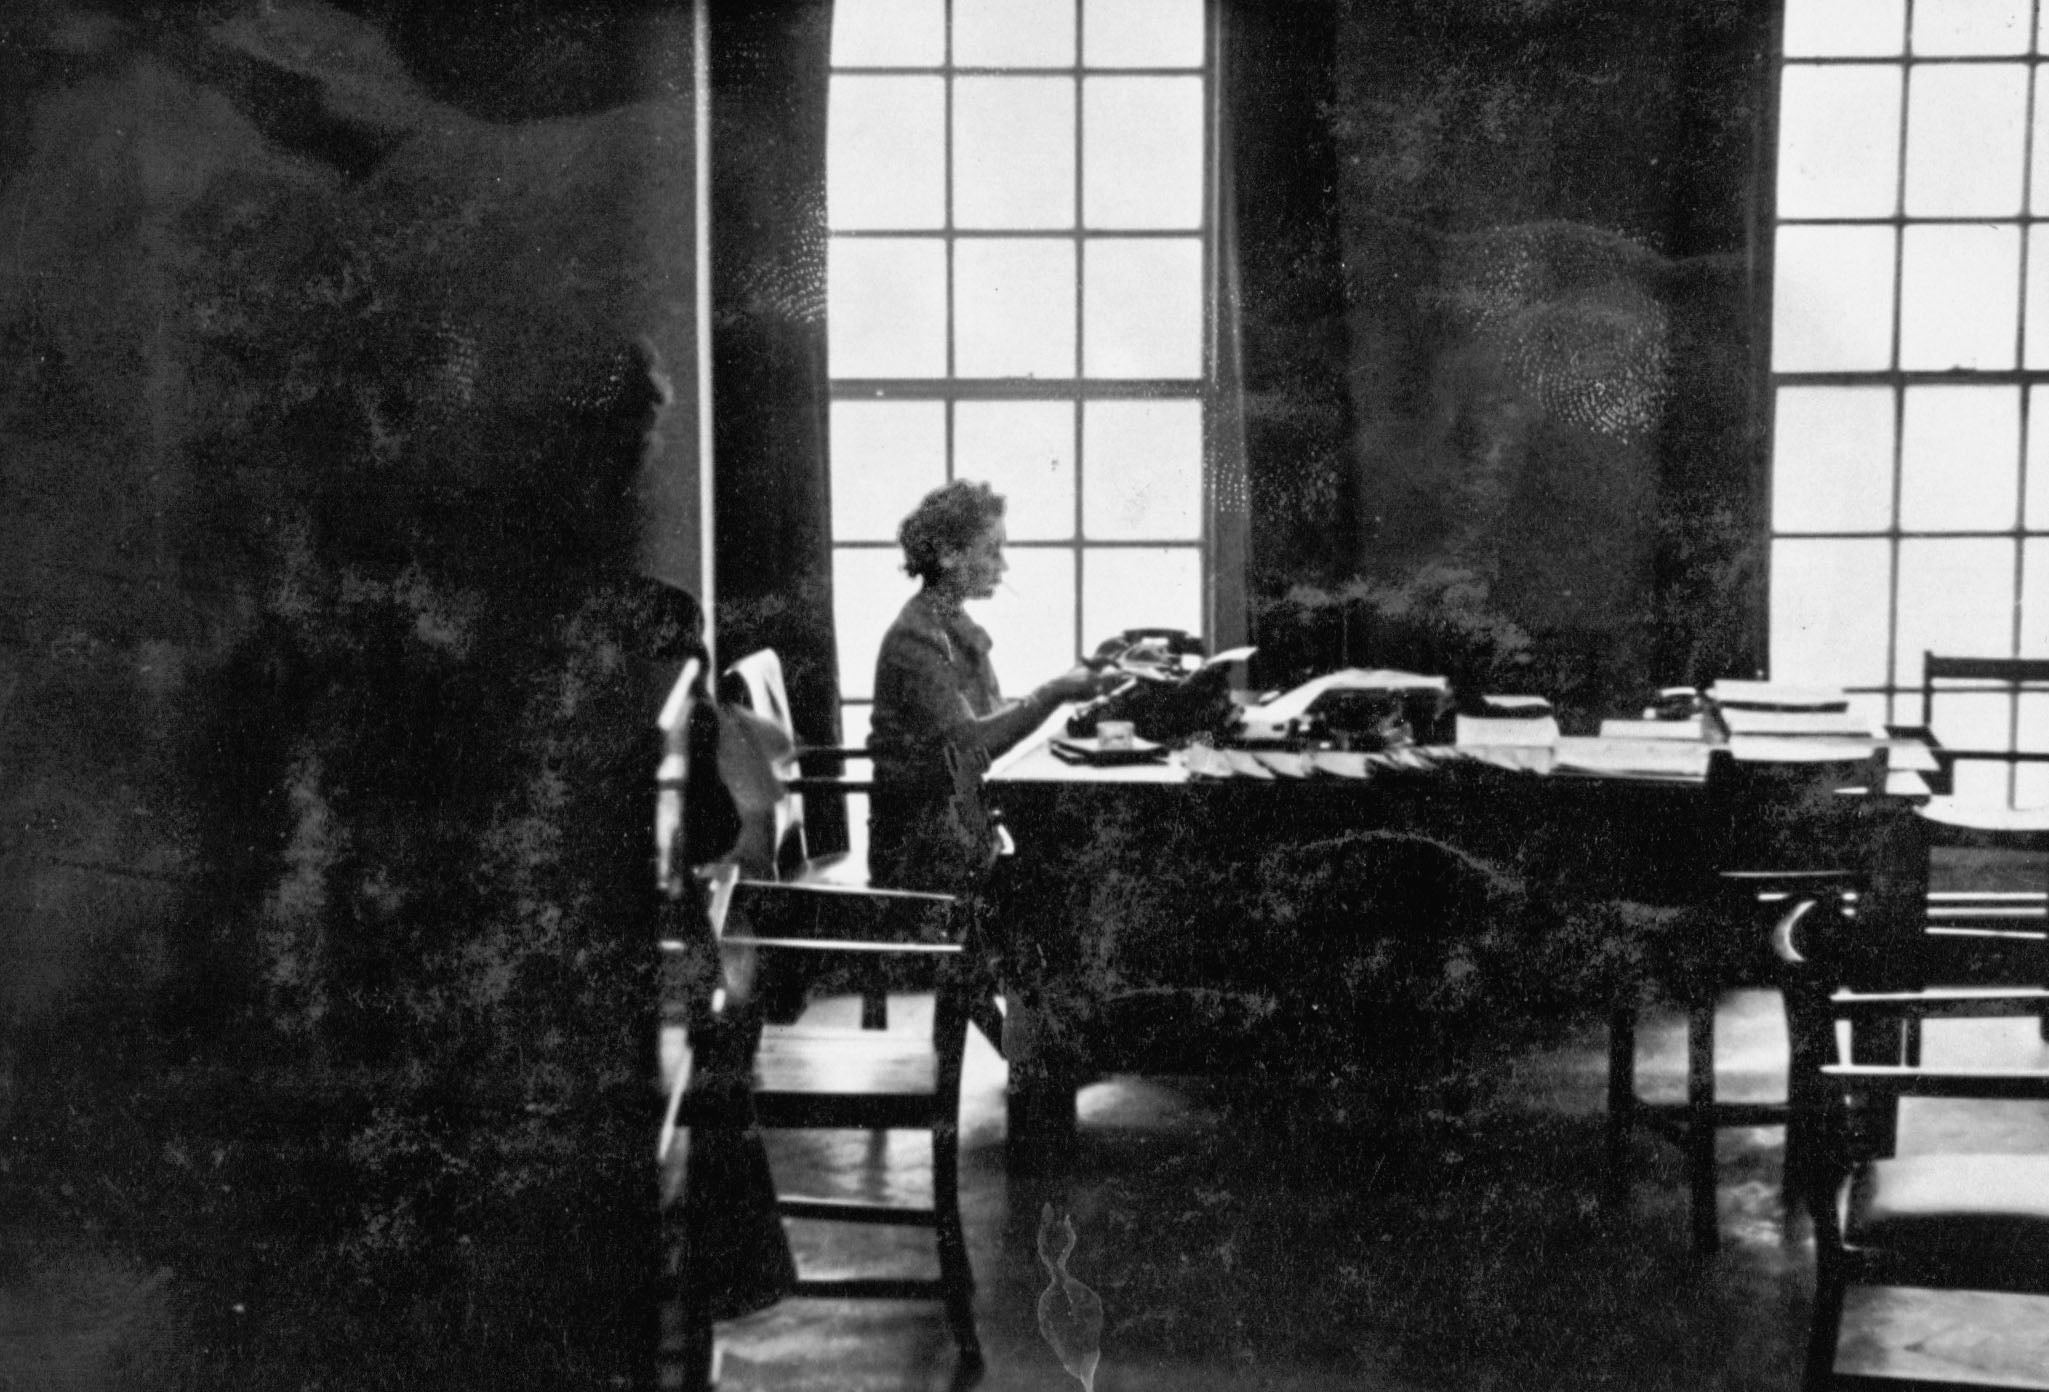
1002, 984, 1077, 1171
1604, 1003, 1637, 1208
1685, 1001, 1721, 1256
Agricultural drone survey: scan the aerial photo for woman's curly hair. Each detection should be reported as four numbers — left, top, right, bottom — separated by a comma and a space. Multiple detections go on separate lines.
897, 479, 1005, 583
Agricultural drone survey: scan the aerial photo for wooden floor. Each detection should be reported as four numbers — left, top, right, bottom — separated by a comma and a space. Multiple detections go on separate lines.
681, 988, 2049, 1392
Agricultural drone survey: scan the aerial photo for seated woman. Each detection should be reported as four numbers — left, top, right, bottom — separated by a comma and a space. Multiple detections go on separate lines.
867, 480, 1114, 893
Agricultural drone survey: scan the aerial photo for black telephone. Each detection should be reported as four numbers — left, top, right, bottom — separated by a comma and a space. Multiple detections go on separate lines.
1067, 628, 1235, 743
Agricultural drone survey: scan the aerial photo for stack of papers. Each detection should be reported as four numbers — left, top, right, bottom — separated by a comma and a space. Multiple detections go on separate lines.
1598, 716, 1717, 742
1707, 680, 1851, 712
1553, 736, 1713, 781
1707, 680, 1880, 740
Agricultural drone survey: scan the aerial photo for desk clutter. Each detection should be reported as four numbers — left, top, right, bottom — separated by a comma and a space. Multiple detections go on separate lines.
1049, 636, 1936, 789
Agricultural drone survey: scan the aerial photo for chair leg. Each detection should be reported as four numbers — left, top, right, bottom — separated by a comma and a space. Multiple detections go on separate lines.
1802, 1266, 1846, 1392
677, 1299, 717, 1392
1781, 981, 1831, 1195
1685, 1000, 1721, 1256
1604, 1003, 1638, 1207
931, 1115, 981, 1365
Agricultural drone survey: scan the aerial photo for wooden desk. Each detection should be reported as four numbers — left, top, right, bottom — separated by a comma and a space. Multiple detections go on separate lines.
985, 740, 1928, 1170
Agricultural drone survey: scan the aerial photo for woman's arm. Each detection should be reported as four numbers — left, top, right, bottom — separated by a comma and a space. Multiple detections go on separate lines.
876, 628, 1089, 766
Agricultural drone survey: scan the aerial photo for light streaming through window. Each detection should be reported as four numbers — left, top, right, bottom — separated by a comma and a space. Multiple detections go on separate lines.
825, 0, 1213, 747
1773, 0, 2049, 804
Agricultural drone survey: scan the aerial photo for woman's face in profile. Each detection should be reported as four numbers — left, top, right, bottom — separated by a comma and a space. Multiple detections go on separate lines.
939, 519, 1007, 601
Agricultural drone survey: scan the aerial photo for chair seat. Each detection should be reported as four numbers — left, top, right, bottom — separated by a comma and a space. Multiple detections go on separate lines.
1845, 1152, 2049, 1283
753, 1027, 942, 1129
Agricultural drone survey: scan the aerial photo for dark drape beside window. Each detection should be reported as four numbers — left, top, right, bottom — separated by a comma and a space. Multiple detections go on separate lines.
1220, 0, 1775, 717
708, 0, 846, 848
1217, 0, 1357, 607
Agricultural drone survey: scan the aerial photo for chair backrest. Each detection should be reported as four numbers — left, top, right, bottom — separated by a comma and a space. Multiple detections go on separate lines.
717, 877, 970, 1027
1921, 651, 2049, 806
655, 656, 703, 897
722, 649, 808, 876
1705, 745, 1891, 874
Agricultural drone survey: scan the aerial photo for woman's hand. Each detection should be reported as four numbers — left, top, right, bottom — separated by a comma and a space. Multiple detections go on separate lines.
1040, 663, 1120, 704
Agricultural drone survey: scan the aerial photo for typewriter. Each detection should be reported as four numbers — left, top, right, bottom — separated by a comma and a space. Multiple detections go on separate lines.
1064, 628, 1242, 745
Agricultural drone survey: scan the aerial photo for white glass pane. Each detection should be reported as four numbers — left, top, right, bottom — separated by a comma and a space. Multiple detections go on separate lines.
1895, 537, 2017, 684
1913, 0, 2031, 55
2030, 389, 2049, 529
1082, 547, 1203, 647
830, 402, 947, 541
2021, 688, 2049, 756
828, 77, 946, 230
1083, 0, 1205, 68
1953, 757, 2019, 804
1083, 77, 1205, 230
1783, 0, 1905, 57
1899, 384, 2020, 532
1776, 65, 1901, 219
1899, 223, 2019, 371
829, 238, 948, 377
977, 546, 1080, 685
1082, 400, 1203, 540
833, 548, 920, 700
1929, 690, 2014, 753
832, 0, 944, 67
2026, 226, 2049, 364
1904, 63, 2027, 216
954, 0, 1075, 67
955, 77, 1075, 230
956, 401, 1076, 540
1084, 238, 1202, 379
2023, 538, 2049, 654
1771, 226, 1897, 372
2019, 761, 2049, 807
2033, 73, 2049, 216
1772, 385, 1896, 533
955, 239, 1076, 378
1770, 538, 1893, 687
842, 703, 873, 750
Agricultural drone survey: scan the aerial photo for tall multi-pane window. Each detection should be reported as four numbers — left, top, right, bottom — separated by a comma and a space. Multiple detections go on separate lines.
1772, 0, 2049, 804
825, 0, 1213, 745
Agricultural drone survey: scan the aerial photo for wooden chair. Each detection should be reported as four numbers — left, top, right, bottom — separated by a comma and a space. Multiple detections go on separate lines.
1913, 654, 2049, 1041
721, 647, 869, 887
659, 665, 984, 1386
1919, 652, 2049, 807
708, 872, 983, 1375
1778, 906, 2049, 1390
1610, 745, 1910, 1256
722, 648, 888, 1027
723, 647, 1010, 1055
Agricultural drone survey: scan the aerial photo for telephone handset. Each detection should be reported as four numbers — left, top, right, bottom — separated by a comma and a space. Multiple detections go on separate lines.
1086, 627, 1208, 676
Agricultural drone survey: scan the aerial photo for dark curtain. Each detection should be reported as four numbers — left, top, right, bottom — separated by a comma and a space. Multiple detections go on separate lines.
1222, 0, 1777, 717
1218, 0, 1357, 612
708, 0, 846, 848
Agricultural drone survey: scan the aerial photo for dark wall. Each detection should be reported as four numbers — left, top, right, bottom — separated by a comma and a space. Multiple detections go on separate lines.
0, 4, 700, 1384
1245, 0, 1773, 716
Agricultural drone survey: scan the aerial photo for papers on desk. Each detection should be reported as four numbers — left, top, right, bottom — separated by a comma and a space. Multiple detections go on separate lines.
1456, 712, 1561, 773
1179, 743, 1456, 780
1717, 707, 1880, 739
1553, 736, 1713, 781
1707, 680, 1851, 712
